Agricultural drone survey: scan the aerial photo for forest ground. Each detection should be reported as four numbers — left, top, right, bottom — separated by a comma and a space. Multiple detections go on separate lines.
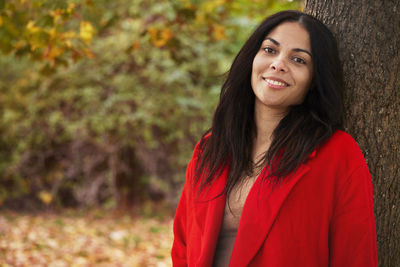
0, 209, 173, 267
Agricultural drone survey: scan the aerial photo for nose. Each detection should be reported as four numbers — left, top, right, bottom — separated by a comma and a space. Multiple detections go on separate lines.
270, 58, 288, 72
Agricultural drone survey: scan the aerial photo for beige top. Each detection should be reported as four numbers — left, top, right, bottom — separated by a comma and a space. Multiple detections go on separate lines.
212, 176, 258, 267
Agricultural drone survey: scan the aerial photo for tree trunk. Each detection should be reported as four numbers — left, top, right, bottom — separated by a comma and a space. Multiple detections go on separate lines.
304, 1, 399, 266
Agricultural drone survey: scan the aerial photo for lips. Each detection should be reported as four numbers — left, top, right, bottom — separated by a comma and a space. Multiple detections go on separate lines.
262, 77, 290, 89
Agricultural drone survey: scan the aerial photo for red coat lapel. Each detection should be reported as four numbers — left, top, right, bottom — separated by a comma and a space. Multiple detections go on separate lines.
193, 151, 315, 266
229, 163, 311, 266
194, 167, 228, 266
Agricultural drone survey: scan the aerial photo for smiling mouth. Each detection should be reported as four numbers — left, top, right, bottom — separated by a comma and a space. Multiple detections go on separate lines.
263, 78, 289, 87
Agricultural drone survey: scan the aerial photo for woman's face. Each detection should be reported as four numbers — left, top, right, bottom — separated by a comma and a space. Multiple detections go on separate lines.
251, 22, 313, 113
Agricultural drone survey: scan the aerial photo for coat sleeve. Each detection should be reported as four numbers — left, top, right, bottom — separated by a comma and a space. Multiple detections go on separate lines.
171, 177, 189, 267
171, 146, 198, 267
329, 162, 378, 267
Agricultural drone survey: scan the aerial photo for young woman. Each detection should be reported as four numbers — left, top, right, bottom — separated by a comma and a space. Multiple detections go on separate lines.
172, 10, 378, 267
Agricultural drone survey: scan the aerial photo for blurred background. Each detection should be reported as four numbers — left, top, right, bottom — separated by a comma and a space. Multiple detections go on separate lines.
0, 0, 302, 265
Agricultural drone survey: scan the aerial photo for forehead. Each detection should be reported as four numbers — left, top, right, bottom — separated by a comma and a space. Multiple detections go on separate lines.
265, 22, 311, 50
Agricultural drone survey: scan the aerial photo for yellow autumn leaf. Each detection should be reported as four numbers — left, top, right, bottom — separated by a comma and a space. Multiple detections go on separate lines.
132, 40, 140, 50
195, 12, 205, 24
60, 31, 76, 48
65, 40, 72, 48
157, 28, 173, 47
147, 27, 158, 40
67, 3, 76, 13
213, 25, 226, 40
201, 2, 215, 13
26, 20, 40, 33
38, 191, 52, 205
63, 30, 77, 39
179, 0, 195, 9
50, 9, 62, 23
201, 0, 226, 13
45, 44, 64, 61
148, 27, 173, 48
0, 16, 3, 27
49, 28, 57, 39
15, 40, 25, 49
83, 48, 95, 59
80, 21, 95, 44
29, 38, 42, 51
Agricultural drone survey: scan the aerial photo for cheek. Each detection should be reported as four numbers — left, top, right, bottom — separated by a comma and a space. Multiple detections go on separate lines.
298, 75, 312, 101
251, 57, 265, 84
252, 54, 265, 74
251, 61, 260, 85
298, 69, 313, 89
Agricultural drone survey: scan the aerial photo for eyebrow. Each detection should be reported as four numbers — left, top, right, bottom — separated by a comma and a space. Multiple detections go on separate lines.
264, 37, 312, 58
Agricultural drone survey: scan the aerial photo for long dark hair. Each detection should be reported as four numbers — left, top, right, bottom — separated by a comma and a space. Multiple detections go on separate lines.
194, 10, 344, 197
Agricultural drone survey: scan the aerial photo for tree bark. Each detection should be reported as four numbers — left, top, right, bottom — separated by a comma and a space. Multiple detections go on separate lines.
304, 1, 399, 266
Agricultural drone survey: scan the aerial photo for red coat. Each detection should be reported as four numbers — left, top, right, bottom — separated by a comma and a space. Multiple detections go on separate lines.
172, 131, 378, 267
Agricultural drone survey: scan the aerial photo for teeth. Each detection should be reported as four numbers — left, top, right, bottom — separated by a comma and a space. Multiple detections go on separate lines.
264, 78, 287, 86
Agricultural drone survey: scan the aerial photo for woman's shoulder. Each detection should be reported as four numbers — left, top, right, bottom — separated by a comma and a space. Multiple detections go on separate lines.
325, 130, 360, 151
325, 130, 359, 147
186, 133, 211, 170
316, 130, 367, 167
190, 132, 212, 158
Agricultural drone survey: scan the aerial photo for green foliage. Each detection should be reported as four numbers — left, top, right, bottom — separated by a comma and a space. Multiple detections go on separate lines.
0, 0, 302, 209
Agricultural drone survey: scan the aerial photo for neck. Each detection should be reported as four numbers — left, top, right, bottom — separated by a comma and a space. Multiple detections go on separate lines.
252, 101, 287, 161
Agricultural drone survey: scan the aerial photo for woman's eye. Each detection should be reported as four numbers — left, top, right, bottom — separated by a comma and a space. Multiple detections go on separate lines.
293, 57, 306, 64
263, 47, 275, 54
